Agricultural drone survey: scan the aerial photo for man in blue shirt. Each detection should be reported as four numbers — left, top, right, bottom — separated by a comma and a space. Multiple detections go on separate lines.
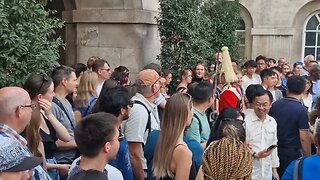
282, 118, 320, 179
269, 75, 311, 177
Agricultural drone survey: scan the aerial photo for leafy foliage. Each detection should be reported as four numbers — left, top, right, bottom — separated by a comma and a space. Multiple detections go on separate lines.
0, 0, 64, 87
157, 0, 241, 86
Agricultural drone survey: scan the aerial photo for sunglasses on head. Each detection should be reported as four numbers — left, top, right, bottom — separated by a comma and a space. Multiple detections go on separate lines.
37, 74, 49, 94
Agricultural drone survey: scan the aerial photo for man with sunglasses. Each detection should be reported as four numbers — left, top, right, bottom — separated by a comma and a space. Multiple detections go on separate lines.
0, 87, 50, 179
92, 58, 111, 96
68, 112, 120, 180
245, 87, 280, 180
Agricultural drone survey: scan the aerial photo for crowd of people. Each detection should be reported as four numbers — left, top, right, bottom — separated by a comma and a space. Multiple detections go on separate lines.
1, 53, 320, 180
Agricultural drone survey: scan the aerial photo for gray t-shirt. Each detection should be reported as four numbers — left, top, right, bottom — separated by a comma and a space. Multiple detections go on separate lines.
52, 97, 77, 163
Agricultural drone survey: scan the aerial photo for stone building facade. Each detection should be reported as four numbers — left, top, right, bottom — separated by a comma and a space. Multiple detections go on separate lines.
239, 0, 320, 63
55, 0, 320, 73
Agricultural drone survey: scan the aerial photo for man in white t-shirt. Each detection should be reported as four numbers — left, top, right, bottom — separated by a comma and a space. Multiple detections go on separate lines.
242, 60, 261, 92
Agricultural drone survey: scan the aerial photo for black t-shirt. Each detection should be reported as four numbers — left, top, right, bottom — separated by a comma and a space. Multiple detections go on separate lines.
40, 113, 58, 159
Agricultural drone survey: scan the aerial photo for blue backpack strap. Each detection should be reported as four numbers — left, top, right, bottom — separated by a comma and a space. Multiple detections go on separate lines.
132, 100, 151, 134
83, 97, 97, 116
293, 156, 306, 180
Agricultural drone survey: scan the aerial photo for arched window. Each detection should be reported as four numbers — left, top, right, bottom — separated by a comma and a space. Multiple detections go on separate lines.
236, 19, 245, 60
303, 12, 320, 60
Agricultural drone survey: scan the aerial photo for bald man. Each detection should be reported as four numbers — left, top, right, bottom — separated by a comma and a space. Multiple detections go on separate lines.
0, 87, 33, 133
0, 87, 50, 179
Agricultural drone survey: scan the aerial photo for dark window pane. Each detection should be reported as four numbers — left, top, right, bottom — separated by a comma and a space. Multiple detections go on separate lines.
306, 15, 319, 30
318, 32, 320, 46
238, 19, 245, 30
305, 48, 315, 57
306, 32, 316, 46
236, 32, 245, 45
317, 48, 320, 61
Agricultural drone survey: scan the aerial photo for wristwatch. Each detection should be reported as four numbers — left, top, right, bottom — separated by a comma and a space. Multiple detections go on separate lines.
252, 152, 256, 158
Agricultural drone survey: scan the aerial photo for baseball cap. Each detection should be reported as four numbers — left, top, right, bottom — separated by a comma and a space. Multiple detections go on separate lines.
0, 137, 42, 172
137, 69, 160, 86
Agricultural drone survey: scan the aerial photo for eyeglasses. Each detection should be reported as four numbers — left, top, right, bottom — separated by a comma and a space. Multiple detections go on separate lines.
151, 77, 162, 87
37, 74, 48, 95
21, 104, 37, 110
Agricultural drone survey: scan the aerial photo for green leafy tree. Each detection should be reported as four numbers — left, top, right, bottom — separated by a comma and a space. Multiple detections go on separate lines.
202, 0, 241, 58
157, 0, 241, 87
0, 0, 63, 87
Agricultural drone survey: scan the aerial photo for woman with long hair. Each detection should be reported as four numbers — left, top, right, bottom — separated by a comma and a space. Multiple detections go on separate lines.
153, 93, 196, 179
74, 71, 98, 118
192, 62, 213, 84
23, 74, 71, 179
176, 69, 193, 93
201, 119, 253, 180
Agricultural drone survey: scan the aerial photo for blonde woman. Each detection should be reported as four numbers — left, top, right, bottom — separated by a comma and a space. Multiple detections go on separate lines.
74, 71, 98, 117
153, 93, 196, 180
176, 69, 193, 93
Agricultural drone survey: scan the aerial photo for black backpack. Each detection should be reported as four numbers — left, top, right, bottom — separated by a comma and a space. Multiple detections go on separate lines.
132, 100, 152, 134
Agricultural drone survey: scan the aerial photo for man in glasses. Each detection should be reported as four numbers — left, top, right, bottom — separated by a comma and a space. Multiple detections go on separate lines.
122, 69, 161, 180
245, 86, 280, 180
68, 112, 120, 179
0, 87, 50, 179
92, 58, 111, 96
97, 86, 134, 180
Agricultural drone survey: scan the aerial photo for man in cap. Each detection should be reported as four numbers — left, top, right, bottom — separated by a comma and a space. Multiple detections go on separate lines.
0, 136, 42, 180
122, 69, 161, 180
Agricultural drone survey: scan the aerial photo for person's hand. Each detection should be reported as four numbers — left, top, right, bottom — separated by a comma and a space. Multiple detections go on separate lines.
57, 164, 71, 175
256, 149, 273, 159
38, 98, 52, 116
272, 168, 280, 180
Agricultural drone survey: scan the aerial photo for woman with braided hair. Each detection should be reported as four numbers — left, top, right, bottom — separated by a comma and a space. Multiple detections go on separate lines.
200, 119, 253, 180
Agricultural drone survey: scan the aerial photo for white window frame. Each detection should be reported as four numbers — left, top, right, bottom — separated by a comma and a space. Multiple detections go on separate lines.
302, 11, 320, 60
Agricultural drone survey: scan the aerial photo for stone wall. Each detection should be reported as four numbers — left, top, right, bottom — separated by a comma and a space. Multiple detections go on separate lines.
61, 0, 161, 76
58, 0, 320, 70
